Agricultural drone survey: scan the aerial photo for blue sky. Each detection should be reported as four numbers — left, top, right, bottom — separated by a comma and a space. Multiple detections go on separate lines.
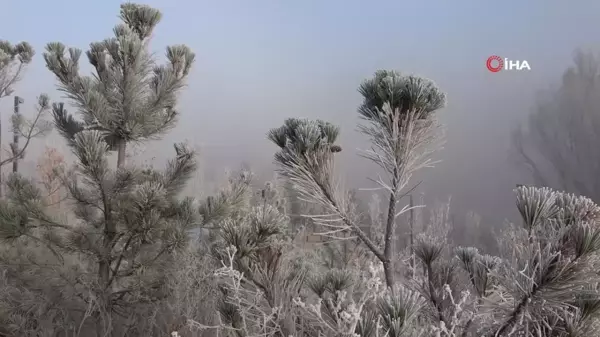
1, 0, 599, 219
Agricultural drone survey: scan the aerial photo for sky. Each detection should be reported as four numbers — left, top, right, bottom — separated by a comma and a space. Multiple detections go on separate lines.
1, 0, 599, 226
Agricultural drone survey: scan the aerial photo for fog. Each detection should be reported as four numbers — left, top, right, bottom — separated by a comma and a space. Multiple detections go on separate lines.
1, 0, 599, 228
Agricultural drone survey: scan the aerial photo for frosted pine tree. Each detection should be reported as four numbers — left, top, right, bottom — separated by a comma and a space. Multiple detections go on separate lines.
0, 40, 33, 99
44, 3, 194, 168
0, 41, 52, 197
268, 70, 447, 287
0, 3, 197, 335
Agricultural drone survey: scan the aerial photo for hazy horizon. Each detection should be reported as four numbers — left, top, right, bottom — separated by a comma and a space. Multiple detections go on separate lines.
1, 0, 599, 228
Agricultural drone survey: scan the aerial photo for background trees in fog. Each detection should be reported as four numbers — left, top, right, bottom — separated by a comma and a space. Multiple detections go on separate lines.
512, 50, 600, 201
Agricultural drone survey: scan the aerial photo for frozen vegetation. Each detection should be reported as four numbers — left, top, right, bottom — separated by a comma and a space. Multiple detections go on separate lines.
0, 3, 599, 337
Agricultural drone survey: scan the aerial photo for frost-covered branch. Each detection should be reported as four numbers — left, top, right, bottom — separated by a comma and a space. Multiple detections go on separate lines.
269, 71, 447, 287
0, 40, 33, 98
43, 3, 195, 168
2, 95, 53, 167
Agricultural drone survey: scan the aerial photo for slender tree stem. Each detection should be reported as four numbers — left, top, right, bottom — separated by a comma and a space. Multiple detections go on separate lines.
383, 167, 399, 288
12, 96, 21, 173
408, 194, 415, 279
117, 138, 127, 168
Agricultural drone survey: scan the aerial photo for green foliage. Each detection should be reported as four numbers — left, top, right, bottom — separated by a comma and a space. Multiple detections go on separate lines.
268, 118, 342, 154
376, 287, 425, 337
43, 2, 195, 150
358, 70, 447, 123
209, 180, 310, 337
0, 40, 34, 97
0, 3, 205, 336
0, 41, 34, 64
269, 70, 448, 289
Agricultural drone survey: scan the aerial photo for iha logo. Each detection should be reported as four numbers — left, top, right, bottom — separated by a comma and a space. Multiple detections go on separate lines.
486, 55, 531, 72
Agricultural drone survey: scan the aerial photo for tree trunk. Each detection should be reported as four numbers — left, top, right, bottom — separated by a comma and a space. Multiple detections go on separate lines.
116, 138, 126, 168
12, 96, 20, 173
100, 138, 126, 287
408, 194, 415, 279
97, 138, 127, 337
383, 168, 399, 288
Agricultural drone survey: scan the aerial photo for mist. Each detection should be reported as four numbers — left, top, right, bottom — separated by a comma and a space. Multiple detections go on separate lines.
1, 0, 599, 228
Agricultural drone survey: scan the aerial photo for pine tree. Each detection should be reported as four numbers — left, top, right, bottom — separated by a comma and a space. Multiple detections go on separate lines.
0, 48, 28, 181
43, 2, 194, 168
512, 50, 600, 202
0, 41, 51, 197
0, 40, 33, 98
268, 71, 447, 287
0, 3, 197, 335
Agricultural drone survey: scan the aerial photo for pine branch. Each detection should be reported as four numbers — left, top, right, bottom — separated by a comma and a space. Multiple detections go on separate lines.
1, 95, 52, 167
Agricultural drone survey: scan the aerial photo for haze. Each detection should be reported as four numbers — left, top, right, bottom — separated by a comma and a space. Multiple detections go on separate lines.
1, 0, 599, 228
